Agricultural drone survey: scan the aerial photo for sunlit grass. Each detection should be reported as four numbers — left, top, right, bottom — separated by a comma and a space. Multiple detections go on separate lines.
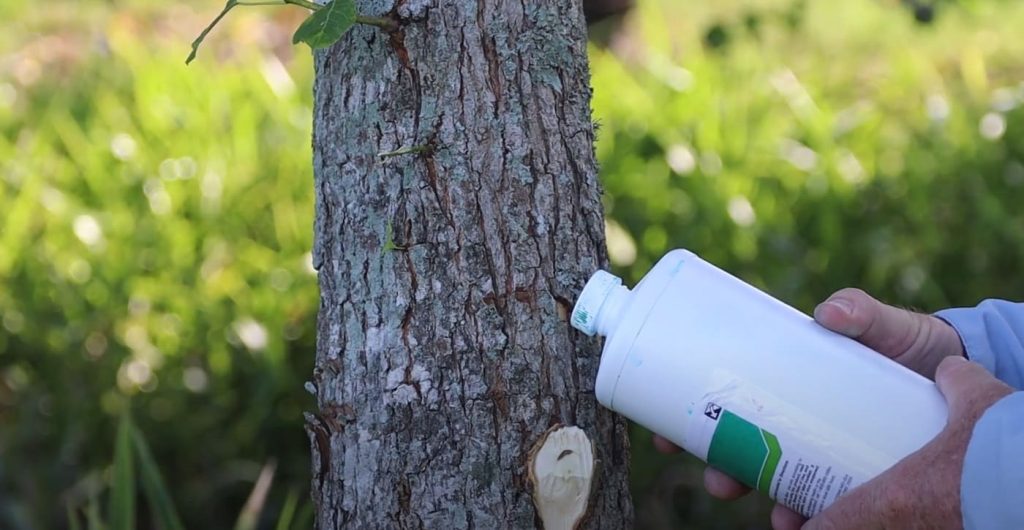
2, 3, 318, 528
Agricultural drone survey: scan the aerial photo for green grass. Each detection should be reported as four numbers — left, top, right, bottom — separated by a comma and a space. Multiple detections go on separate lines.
1, 4, 318, 528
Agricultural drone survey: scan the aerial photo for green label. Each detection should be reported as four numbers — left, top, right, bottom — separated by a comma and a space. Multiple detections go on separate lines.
705, 406, 782, 494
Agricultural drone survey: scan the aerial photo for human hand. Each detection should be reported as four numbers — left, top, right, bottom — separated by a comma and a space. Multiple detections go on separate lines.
800, 355, 1012, 529
652, 288, 973, 529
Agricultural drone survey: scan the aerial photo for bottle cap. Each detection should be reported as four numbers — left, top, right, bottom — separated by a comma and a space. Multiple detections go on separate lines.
571, 270, 622, 336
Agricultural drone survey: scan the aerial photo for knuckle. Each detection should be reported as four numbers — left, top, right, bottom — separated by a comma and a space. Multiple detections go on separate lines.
885, 310, 925, 354
937, 356, 973, 380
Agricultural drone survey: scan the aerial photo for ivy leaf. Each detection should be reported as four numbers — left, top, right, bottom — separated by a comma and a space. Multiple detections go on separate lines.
186, 0, 239, 65
292, 0, 357, 50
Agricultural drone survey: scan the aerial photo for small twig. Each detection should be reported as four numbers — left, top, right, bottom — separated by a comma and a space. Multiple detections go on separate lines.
238, 0, 320, 8
282, 0, 322, 10
188, 0, 399, 64
282, 0, 399, 31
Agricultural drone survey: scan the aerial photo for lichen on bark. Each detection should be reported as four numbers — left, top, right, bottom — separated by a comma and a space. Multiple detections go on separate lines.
308, 1, 633, 527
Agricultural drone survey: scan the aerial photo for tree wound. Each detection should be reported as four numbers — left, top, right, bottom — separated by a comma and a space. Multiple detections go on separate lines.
528, 425, 597, 530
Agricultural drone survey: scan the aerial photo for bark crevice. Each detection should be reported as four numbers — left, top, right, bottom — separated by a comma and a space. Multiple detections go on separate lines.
310, 1, 632, 527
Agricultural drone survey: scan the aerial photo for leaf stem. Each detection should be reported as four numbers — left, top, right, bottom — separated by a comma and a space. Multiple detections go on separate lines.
235, 0, 398, 31
236, 0, 287, 5
356, 15, 399, 31
282, 0, 323, 10
189, 0, 399, 65
186, 0, 239, 64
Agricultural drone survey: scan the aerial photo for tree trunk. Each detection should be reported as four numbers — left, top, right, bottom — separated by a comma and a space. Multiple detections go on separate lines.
307, 1, 632, 528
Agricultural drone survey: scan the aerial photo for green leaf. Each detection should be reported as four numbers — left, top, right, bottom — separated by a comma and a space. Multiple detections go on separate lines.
274, 488, 299, 530
292, 0, 357, 49
186, 0, 239, 64
86, 492, 105, 530
132, 425, 185, 530
292, 501, 314, 530
67, 503, 83, 530
109, 413, 135, 530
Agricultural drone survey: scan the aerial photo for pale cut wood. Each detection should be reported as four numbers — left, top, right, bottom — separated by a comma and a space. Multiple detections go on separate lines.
529, 425, 597, 530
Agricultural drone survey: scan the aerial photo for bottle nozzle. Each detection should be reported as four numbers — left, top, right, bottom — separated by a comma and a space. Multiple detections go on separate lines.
571, 270, 624, 336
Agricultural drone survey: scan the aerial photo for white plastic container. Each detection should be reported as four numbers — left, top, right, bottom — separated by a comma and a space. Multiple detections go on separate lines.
571, 249, 948, 517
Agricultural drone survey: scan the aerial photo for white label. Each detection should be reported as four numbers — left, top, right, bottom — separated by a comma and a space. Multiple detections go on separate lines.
686, 400, 863, 517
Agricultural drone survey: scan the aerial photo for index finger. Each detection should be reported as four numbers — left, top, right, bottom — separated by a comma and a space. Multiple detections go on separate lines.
652, 434, 681, 454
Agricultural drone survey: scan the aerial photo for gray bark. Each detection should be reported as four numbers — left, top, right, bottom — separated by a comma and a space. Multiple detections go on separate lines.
307, 1, 633, 528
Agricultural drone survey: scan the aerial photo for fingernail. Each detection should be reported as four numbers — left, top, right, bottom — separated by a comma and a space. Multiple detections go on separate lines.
819, 297, 854, 317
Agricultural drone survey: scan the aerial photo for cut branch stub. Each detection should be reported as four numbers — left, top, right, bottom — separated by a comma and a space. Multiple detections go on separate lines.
528, 425, 597, 530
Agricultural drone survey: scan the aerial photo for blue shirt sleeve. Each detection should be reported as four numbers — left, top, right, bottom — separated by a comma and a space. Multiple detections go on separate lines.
936, 299, 1024, 389
961, 392, 1024, 530
935, 300, 1024, 529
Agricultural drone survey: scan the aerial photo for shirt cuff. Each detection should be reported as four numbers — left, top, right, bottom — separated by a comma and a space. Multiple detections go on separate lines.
935, 307, 997, 375
961, 392, 1024, 530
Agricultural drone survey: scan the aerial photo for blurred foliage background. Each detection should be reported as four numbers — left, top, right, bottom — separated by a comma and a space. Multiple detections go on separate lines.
2, 0, 1023, 528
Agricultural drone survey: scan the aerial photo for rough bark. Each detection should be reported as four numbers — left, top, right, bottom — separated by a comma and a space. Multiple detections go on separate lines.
307, 1, 632, 528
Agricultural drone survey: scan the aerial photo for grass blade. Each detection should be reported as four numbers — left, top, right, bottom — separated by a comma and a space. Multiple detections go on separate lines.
86, 491, 104, 530
292, 500, 313, 530
67, 503, 83, 530
108, 412, 135, 530
186, 0, 239, 64
274, 488, 299, 530
234, 460, 277, 530
132, 425, 185, 530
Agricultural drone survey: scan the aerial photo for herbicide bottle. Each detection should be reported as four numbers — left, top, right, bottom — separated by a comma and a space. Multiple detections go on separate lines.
571, 249, 948, 517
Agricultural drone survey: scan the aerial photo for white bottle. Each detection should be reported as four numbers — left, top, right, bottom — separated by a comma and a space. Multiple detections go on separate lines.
571, 249, 948, 517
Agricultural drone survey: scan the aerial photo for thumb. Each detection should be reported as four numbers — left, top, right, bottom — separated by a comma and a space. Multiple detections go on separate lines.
813, 288, 963, 378
934, 356, 1012, 420
813, 288, 927, 358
